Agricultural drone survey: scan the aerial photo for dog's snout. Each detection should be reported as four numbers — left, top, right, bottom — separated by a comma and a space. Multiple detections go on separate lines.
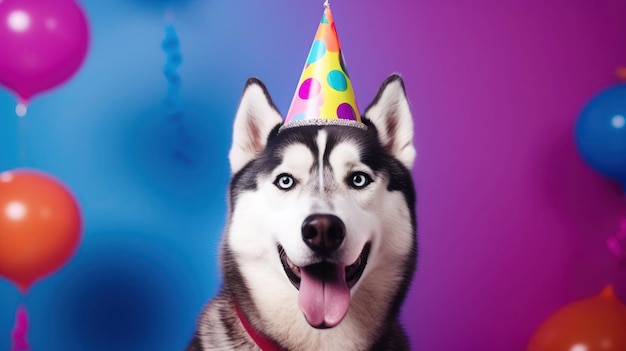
301, 214, 345, 254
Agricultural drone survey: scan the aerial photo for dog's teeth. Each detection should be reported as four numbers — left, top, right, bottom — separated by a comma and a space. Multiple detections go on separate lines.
286, 257, 301, 276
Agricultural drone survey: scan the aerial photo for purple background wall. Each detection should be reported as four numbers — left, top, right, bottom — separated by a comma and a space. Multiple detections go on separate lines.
385, 1, 626, 350
1, 0, 626, 350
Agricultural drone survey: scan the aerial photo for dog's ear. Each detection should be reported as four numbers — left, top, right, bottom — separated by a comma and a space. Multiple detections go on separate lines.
363, 74, 416, 169
229, 78, 283, 174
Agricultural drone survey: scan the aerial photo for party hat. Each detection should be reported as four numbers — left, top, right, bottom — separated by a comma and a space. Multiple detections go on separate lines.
283, 4, 364, 130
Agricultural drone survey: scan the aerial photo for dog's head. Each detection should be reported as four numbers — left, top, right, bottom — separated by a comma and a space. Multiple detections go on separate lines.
225, 75, 416, 331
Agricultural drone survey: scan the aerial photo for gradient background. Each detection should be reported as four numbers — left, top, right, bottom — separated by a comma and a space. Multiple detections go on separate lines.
1, 0, 626, 350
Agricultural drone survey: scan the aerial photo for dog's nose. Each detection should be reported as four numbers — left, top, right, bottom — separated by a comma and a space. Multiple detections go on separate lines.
301, 214, 345, 254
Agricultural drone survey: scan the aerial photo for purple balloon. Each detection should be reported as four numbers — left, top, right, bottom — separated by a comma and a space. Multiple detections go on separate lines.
0, 0, 90, 104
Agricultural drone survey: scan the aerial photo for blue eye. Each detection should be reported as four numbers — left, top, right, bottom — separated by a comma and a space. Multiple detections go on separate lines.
348, 172, 372, 189
274, 173, 296, 190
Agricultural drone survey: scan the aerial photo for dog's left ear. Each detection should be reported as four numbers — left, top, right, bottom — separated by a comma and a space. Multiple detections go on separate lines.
229, 78, 283, 174
363, 74, 416, 169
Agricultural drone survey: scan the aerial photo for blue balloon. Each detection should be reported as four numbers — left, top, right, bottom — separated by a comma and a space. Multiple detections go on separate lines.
575, 83, 626, 189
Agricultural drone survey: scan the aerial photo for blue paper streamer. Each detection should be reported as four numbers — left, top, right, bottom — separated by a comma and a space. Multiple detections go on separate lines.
162, 21, 191, 165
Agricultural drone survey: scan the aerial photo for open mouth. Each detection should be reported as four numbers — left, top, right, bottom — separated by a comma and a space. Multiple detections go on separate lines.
278, 243, 371, 291
278, 243, 371, 328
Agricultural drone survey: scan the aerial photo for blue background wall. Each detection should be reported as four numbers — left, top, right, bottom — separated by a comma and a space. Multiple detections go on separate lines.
0, 1, 250, 349
2, 0, 626, 350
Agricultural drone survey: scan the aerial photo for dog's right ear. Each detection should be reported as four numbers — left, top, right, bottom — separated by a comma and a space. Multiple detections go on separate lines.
229, 78, 283, 174
363, 74, 416, 170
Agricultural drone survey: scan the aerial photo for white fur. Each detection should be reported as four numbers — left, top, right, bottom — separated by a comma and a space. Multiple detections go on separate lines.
316, 131, 327, 193
229, 81, 283, 174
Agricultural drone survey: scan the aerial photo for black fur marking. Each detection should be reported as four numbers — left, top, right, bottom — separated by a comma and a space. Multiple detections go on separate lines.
228, 124, 282, 207
218, 303, 240, 345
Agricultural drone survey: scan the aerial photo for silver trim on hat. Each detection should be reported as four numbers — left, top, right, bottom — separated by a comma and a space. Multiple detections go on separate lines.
278, 118, 368, 132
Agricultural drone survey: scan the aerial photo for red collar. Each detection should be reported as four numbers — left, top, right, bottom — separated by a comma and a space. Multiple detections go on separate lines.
234, 300, 284, 351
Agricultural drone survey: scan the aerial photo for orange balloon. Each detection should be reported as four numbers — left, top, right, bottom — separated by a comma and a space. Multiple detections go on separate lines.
0, 168, 82, 292
527, 285, 626, 351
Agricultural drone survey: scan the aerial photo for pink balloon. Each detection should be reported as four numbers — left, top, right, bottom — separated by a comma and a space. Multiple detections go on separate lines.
0, 0, 89, 105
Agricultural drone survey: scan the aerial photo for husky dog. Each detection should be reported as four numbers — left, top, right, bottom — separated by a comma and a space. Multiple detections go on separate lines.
187, 74, 417, 351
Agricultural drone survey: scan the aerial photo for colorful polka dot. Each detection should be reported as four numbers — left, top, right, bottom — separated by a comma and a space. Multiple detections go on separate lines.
291, 112, 307, 122
337, 103, 356, 120
307, 40, 326, 64
298, 78, 321, 99
321, 12, 329, 24
327, 70, 347, 92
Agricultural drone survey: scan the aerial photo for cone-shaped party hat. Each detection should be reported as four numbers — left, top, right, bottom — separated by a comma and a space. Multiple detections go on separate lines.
283, 3, 364, 130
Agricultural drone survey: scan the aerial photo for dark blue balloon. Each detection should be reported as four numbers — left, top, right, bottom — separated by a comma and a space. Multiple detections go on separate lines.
575, 83, 626, 189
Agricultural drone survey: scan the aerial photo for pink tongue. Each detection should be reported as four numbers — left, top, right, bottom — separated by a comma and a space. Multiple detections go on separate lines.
298, 263, 350, 328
